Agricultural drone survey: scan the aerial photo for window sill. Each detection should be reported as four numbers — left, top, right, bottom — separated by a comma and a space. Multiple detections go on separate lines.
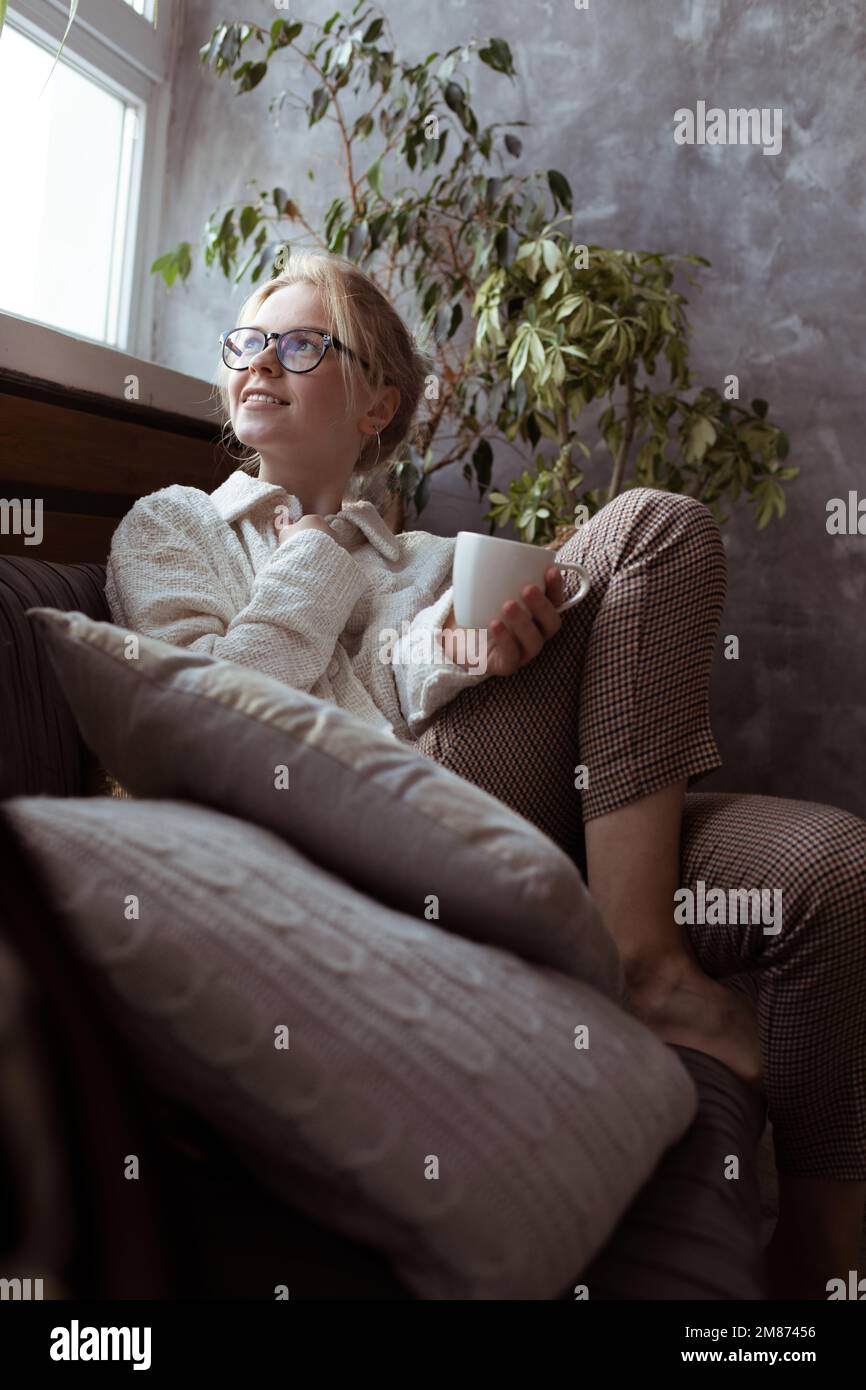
0, 309, 216, 427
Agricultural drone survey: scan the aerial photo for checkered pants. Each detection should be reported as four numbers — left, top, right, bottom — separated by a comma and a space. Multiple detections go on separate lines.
414, 487, 866, 1181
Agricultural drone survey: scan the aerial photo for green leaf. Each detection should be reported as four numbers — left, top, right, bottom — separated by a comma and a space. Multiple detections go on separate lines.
603, 421, 623, 458
686, 416, 717, 463
478, 38, 515, 76
150, 243, 192, 288
740, 423, 770, 453
237, 61, 268, 92
346, 220, 369, 259
332, 40, 353, 70
526, 330, 546, 373
594, 325, 618, 355
473, 438, 493, 495
368, 211, 390, 252
751, 478, 786, 529
504, 132, 522, 157
432, 304, 450, 344
362, 17, 384, 42
437, 53, 456, 83
239, 205, 259, 239
414, 473, 431, 513
270, 19, 302, 48
367, 157, 383, 196
510, 336, 530, 385
310, 86, 330, 124
547, 169, 573, 213
555, 295, 583, 322
775, 430, 790, 460
536, 413, 560, 441
751, 398, 768, 418
150, 253, 178, 287
540, 239, 563, 273
200, 25, 226, 67
218, 207, 235, 240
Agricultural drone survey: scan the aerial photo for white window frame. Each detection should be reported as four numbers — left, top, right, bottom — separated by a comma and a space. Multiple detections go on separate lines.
3, 0, 181, 361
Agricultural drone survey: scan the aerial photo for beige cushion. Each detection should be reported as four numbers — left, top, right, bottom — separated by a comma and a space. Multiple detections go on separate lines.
27, 607, 622, 995
5, 795, 697, 1300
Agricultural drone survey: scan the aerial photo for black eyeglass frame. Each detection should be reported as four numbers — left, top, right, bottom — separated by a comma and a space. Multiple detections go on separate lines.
219, 326, 370, 374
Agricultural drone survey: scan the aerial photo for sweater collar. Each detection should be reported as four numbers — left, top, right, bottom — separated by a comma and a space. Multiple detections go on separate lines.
209, 468, 401, 562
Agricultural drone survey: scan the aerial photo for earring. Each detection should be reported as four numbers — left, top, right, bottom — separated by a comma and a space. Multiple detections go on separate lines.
359, 429, 381, 468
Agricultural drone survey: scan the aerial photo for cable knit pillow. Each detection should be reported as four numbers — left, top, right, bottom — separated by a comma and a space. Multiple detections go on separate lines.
26, 607, 621, 996
5, 796, 697, 1300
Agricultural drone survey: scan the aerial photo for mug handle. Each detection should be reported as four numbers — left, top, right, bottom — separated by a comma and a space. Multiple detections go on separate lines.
552, 560, 591, 613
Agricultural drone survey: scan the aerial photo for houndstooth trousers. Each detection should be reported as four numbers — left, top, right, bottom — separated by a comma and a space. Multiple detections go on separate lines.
413, 487, 866, 1182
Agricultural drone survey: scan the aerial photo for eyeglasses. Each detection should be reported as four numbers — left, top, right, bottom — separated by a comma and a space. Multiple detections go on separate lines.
219, 326, 369, 374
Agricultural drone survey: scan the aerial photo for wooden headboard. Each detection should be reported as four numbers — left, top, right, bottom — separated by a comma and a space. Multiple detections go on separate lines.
0, 367, 236, 564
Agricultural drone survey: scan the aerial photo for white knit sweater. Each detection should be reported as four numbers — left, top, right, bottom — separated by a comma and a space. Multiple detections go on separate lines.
105, 469, 491, 742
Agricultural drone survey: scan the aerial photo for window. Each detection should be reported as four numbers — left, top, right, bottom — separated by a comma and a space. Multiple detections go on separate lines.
121, 0, 157, 19
0, 0, 176, 357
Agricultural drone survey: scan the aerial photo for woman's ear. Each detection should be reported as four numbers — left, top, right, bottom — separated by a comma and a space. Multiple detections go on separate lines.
365, 384, 400, 435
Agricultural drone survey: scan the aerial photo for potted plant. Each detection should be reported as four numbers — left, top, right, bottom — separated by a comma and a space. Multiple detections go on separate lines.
152, 3, 796, 543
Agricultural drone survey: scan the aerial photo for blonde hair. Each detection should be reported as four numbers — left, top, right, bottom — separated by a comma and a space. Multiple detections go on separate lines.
213, 248, 433, 503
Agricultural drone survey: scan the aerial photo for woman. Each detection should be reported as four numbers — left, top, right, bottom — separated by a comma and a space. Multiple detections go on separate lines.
106, 249, 865, 1300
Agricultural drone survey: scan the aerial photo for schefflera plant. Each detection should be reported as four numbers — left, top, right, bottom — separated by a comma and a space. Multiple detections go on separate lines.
475, 239, 797, 545
153, 2, 796, 546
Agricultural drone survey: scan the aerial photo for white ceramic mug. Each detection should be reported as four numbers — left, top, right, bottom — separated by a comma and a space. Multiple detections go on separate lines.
452, 531, 591, 629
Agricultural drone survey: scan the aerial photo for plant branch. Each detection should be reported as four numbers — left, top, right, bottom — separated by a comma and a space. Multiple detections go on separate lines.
608, 364, 637, 500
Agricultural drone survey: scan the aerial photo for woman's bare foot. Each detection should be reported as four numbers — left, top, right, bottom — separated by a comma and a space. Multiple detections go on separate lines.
624, 955, 764, 1089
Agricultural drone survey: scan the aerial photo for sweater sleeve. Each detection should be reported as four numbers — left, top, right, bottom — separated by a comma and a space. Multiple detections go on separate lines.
388, 581, 494, 739
105, 490, 370, 691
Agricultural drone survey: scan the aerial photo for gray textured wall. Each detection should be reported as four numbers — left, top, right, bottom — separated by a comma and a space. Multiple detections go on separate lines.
154, 0, 865, 816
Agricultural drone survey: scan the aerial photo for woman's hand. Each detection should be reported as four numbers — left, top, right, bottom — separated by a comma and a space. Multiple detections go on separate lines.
274, 513, 345, 548
442, 567, 565, 677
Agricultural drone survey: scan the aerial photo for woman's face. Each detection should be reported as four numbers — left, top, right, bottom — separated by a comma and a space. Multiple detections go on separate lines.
226, 282, 369, 479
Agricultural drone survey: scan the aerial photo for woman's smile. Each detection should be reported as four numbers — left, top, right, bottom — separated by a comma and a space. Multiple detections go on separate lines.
242, 391, 289, 409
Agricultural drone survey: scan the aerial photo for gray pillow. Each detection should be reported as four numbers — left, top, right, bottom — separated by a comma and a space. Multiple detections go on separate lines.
27, 607, 622, 995
5, 795, 698, 1300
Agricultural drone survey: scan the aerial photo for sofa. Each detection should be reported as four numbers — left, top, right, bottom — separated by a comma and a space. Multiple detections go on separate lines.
0, 554, 769, 1300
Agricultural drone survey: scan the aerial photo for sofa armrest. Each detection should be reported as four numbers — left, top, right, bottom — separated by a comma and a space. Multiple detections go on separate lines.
0, 558, 109, 798
579, 1044, 768, 1299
